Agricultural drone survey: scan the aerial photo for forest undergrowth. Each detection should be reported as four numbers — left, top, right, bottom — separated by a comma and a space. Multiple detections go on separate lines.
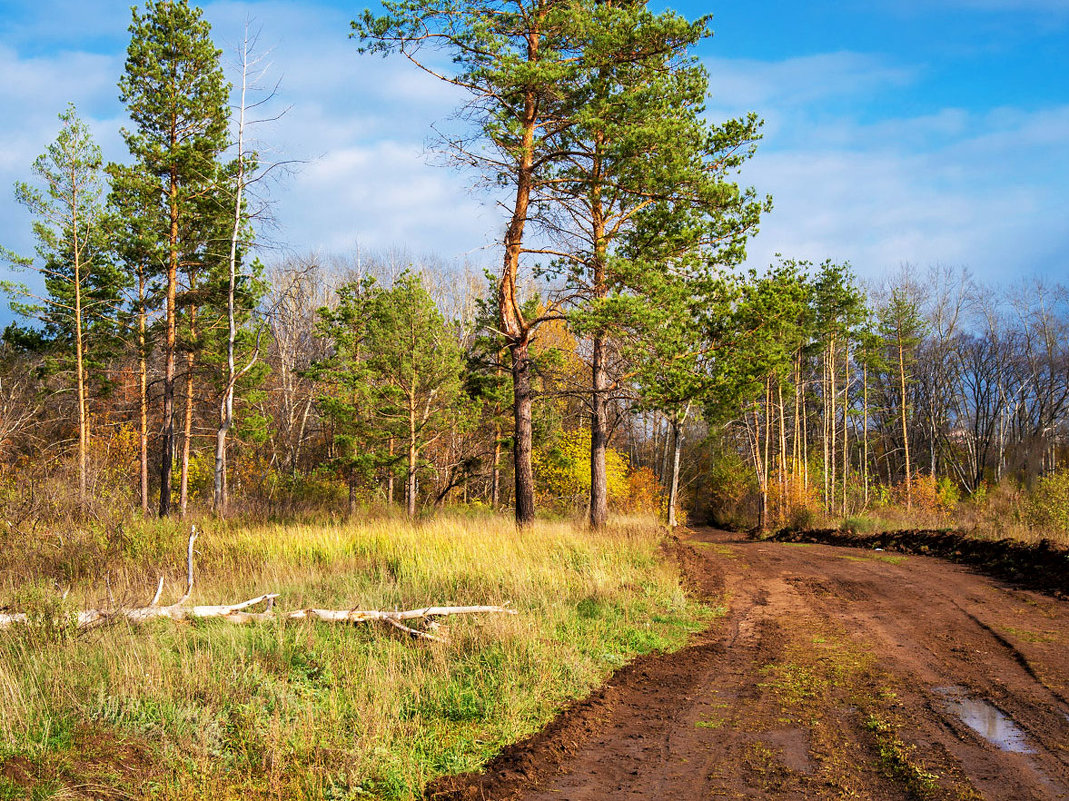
0, 513, 712, 800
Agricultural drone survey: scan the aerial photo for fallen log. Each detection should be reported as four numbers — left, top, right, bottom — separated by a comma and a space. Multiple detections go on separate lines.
0, 527, 516, 640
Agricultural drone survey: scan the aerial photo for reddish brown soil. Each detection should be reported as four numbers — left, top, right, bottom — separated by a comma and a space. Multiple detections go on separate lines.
428, 528, 1069, 800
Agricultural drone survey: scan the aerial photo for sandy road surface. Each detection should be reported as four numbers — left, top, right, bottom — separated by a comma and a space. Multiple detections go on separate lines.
430, 528, 1069, 800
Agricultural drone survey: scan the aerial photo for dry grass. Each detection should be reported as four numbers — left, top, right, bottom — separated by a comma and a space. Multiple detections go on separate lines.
828, 480, 1069, 548
0, 512, 712, 800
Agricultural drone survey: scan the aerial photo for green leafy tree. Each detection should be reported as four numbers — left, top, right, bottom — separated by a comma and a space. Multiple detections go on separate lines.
466, 279, 516, 508
853, 312, 885, 508
2, 105, 125, 509
627, 278, 716, 526
366, 273, 468, 518
312, 275, 380, 516
811, 261, 865, 514
703, 262, 808, 530
878, 288, 927, 509
543, 4, 768, 529
117, 0, 230, 517
108, 153, 163, 515
356, 0, 588, 526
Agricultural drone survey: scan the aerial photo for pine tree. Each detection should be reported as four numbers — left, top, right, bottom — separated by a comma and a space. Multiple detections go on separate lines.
117, 0, 230, 517
366, 273, 468, 518
878, 288, 927, 509
311, 275, 381, 516
628, 273, 734, 527
811, 261, 864, 514
356, 0, 589, 526
545, 4, 767, 528
2, 105, 125, 510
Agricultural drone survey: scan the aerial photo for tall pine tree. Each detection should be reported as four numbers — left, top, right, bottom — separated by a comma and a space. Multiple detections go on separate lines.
2, 105, 124, 510
544, 5, 767, 528
117, 0, 230, 516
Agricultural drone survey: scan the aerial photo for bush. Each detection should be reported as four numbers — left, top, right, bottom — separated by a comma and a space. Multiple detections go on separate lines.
1025, 469, 1069, 537
788, 505, 817, 531
621, 466, 667, 518
768, 471, 823, 529
8, 582, 78, 643
893, 474, 958, 516
533, 428, 630, 512
841, 516, 879, 535
700, 446, 757, 529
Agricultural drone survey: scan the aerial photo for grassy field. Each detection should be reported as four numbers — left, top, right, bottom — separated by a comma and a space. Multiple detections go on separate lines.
0, 513, 713, 800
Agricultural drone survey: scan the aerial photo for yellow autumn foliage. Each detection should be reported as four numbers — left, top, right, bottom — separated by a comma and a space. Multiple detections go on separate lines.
534, 428, 631, 510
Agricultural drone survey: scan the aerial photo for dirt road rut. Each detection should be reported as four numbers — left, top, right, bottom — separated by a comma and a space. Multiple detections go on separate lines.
430, 528, 1069, 800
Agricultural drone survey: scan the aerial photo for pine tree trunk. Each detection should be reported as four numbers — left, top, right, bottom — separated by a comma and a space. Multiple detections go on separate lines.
842, 340, 849, 516
590, 333, 609, 530
652, 417, 663, 483
491, 427, 501, 509
754, 400, 768, 531
899, 338, 912, 509
793, 355, 801, 485
863, 362, 869, 508
72, 185, 88, 512
386, 437, 395, 506
138, 269, 149, 517
778, 380, 787, 517
159, 168, 179, 517
179, 309, 196, 518
497, 67, 540, 529
802, 375, 809, 491
829, 338, 836, 515
822, 356, 829, 511
511, 339, 535, 526
764, 377, 772, 527
407, 396, 418, 518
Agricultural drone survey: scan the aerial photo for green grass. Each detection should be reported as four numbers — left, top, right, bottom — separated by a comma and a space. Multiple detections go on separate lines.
837, 552, 907, 566
0, 514, 713, 800
866, 714, 945, 800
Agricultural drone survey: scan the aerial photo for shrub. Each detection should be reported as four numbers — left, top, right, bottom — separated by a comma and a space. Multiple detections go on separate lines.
621, 466, 666, 518
767, 471, 822, 529
533, 428, 630, 511
9, 582, 78, 643
788, 505, 817, 531
1025, 469, 1069, 537
895, 474, 958, 515
700, 447, 757, 529
841, 516, 879, 535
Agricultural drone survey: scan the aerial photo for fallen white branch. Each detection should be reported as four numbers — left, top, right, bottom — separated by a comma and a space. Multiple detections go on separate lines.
0, 527, 516, 642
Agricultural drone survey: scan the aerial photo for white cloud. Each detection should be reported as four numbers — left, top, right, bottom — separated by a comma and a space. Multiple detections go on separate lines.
740, 105, 1069, 282
1, 1, 1065, 313
198, 0, 490, 263
694, 49, 1069, 282
283, 140, 498, 257
705, 51, 917, 110
0, 44, 124, 263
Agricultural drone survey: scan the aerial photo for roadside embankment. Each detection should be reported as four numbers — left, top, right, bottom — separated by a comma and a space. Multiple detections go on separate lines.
769, 527, 1069, 597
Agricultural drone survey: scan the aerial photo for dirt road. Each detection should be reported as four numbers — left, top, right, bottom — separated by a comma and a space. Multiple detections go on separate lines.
430, 528, 1069, 800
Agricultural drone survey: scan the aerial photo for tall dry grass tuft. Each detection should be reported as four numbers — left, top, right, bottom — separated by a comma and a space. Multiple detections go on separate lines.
0, 513, 712, 800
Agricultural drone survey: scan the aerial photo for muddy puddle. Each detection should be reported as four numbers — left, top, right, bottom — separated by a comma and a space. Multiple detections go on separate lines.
934, 686, 1035, 753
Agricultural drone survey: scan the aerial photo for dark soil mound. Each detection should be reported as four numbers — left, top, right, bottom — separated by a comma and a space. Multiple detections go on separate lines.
770, 527, 1069, 597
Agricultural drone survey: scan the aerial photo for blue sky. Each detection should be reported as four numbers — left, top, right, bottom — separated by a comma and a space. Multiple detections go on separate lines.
0, 0, 1066, 294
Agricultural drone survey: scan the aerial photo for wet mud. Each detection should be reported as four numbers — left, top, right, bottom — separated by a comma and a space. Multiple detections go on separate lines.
428, 529, 1069, 800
